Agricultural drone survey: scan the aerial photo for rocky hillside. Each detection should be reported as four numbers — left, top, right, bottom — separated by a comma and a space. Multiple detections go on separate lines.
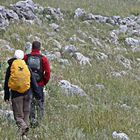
0, 0, 140, 139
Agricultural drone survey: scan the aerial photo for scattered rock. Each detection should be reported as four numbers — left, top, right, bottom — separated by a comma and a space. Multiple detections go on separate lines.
96, 52, 108, 61
0, 109, 14, 122
43, 7, 63, 20
110, 71, 127, 78
112, 131, 129, 140
95, 84, 105, 90
73, 52, 91, 66
74, 8, 86, 18
125, 37, 140, 47
59, 80, 87, 96
10, 0, 37, 20
63, 45, 77, 55
116, 55, 132, 69
24, 42, 32, 54
49, 23, 60, 32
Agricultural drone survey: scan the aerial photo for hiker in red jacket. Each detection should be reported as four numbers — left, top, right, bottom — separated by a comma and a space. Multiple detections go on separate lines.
24, 41, 51, 127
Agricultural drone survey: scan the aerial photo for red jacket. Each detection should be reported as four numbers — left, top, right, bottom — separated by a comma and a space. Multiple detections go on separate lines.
24, 49, 51, 86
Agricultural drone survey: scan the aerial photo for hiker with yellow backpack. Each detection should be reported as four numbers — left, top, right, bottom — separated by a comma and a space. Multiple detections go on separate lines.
4, 50, 41, 137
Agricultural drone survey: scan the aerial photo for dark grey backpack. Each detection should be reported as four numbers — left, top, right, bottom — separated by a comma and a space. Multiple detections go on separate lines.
27, 54, 43, 82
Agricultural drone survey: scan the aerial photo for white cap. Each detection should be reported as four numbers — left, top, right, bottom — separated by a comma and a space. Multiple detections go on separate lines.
14, 50, 24, 59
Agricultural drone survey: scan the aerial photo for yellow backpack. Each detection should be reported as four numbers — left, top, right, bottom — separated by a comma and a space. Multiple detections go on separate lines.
8, 59, 31, 93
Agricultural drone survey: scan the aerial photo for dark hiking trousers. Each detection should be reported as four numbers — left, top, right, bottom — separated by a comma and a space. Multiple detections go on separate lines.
30, 86, 44, 126
12, 94, 31, 135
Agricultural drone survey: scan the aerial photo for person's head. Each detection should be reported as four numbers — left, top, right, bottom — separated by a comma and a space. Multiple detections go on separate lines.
14, 50, 24, 59
32, 41, 41, 51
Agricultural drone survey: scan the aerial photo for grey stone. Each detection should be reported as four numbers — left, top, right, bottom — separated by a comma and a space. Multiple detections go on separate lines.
49, 23, 60, 31
59, 80, 87, 96
116, 55, 132, 69
96, 52, 108, 60
63, 45, 77, 55
24, 42, 32, 54
10, 0, 37, 20
74, 8, 86, 18
73, 52, 91, 66
43, 7, 63, 20
125, 37, 140, 47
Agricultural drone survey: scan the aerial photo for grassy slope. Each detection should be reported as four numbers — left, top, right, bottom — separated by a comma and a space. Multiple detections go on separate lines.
0, 0, 140, 139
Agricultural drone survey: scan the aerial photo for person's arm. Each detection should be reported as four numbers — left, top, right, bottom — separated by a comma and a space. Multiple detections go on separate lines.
4, 67, 10, 101
42, 56, 51, 85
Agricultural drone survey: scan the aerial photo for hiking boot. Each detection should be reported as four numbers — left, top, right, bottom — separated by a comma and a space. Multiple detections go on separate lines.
22, 127, 29, 136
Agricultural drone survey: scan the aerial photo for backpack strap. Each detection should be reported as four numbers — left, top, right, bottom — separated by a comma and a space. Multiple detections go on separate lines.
26, 54, 43, 60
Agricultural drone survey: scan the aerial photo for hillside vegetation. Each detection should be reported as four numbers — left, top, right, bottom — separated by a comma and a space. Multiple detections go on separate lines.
0, 0, 140, 140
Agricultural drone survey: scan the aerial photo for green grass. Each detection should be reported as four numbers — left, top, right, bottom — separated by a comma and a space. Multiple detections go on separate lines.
0, 0, 140, 139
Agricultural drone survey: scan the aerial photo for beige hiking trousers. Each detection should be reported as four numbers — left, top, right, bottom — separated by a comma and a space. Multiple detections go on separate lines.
11, 94, 31, 134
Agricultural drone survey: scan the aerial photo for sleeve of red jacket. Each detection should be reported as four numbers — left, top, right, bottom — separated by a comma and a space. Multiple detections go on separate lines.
42, 56, 51, 85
